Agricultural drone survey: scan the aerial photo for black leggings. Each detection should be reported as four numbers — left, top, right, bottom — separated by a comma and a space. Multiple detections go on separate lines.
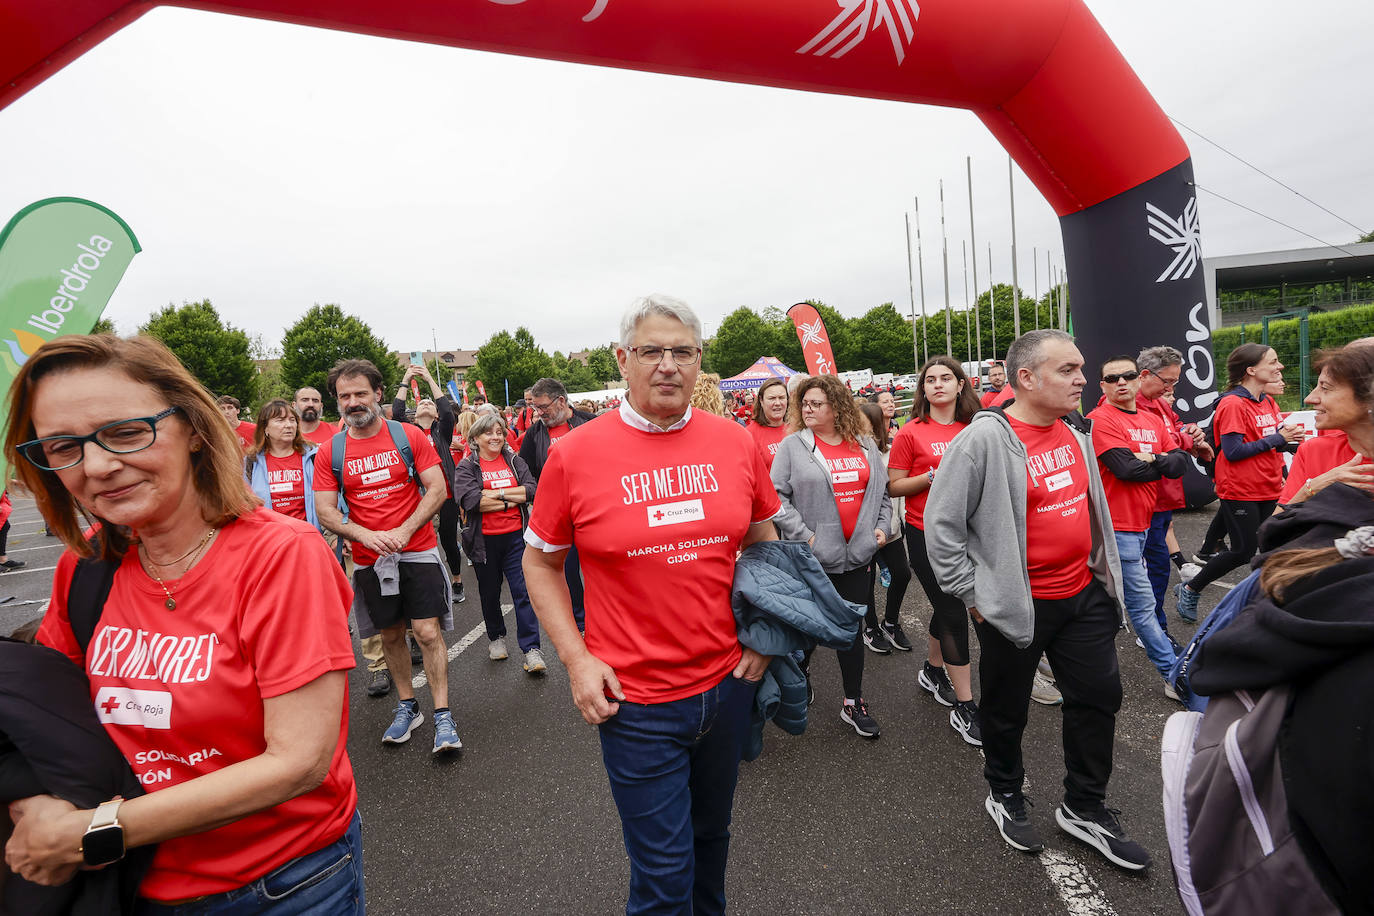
865, 536, 912, 629
1188, 498, 1276, 590
802, 566, 868, 700
437, 499, 463, 580
906, 523, 970, 666
0, 520, 9, 555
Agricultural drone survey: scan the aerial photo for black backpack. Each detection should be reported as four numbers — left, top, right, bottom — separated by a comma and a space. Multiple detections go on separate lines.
67, 541, 118, 654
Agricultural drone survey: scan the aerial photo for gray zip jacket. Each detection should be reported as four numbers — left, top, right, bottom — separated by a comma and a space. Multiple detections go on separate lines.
924, 407, 1125, 649
771, 430, 891, 574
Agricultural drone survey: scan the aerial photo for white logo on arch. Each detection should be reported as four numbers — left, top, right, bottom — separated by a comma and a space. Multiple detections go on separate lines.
798, 0, 921, 65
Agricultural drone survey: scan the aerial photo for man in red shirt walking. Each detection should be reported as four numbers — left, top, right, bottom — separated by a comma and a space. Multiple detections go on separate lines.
523, 295, 779, 915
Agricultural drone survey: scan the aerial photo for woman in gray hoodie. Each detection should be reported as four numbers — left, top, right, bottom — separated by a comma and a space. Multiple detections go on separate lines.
771, 375, 891, 738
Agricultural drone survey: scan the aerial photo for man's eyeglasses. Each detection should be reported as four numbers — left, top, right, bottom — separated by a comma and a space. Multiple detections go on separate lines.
1102, 371, 1140, 384
628, 346, 702, 367
529, 398, 562, 415
18, 407, 180, 471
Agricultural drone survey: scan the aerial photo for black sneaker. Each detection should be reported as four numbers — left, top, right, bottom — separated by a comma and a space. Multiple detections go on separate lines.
950, 699, 983, 747
365, 668, 392, 698
862, 626, 892, 655
985, 792, 1043, 853
1055, 803, 1152, 871
918, 662, 956, 707
1192, 550, 1219, 565
880, 620, 912, 651
840, 699, 881, 738
453, 582, 466, 604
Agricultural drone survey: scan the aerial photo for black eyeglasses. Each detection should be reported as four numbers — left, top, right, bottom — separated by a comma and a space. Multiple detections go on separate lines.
627, 346, 702, 366
1102, 371, 1140, 383
18, 407, 181, 471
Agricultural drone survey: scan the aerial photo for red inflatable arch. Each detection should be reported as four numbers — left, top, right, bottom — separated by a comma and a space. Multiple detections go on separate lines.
0, 0, 1215, 417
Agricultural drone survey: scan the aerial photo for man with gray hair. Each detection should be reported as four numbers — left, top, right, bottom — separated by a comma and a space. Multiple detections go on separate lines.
523, 295, 780, 914
925, 329, 1150, 871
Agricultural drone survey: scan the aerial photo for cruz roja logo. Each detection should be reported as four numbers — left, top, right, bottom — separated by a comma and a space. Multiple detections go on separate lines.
798, 0, 921, 65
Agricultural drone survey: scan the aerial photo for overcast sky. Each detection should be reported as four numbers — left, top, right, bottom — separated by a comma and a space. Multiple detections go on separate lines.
1, 0, 1369, 356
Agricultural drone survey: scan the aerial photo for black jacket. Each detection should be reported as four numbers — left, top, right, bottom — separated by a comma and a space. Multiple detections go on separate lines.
453, 447, 538, 564
517, 409, 596, 480
391, 395, 457, 498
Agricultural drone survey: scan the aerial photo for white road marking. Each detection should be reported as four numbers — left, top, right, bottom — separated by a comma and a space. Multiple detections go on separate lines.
411, 603, 512, 690
0, 565, 57, 577
1040, 848, 1118, 916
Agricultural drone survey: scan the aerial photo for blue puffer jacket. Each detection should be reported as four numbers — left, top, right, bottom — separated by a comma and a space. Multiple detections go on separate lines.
732, 540, 866, 761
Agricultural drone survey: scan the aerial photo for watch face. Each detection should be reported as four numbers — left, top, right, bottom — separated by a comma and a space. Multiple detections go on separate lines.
82, 824, 125, 867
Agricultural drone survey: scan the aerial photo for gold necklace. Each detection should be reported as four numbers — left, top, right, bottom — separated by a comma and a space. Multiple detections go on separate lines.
141, 529, 216, 610
142, 528, 215, 569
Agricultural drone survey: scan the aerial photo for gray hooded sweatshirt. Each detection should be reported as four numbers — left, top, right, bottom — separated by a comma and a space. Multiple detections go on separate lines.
923, 406, 1125, 649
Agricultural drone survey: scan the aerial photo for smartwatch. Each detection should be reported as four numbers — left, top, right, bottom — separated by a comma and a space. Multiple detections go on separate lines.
81, 797, 126, 868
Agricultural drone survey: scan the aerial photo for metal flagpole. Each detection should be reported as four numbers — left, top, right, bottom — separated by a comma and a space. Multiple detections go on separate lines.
904, 213, 919, 372
988, 243, 997, 359
962, 240, 972, 368
1047, 249, 1054, 331
1033, 247, 1040, 330
1058, 266, 1068, 331
966, 157, 982, 369
940, 181, 952, 355
915, 197, 929, 364
1009, 157, 1021, 340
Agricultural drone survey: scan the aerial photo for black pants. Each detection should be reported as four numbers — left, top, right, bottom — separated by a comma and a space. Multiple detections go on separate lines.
802, 566, 868, 700
864, 537, 911, 630
973, 579, 1122, 810
0, 520, 9, 555
906, 523, 971, 666
1189, 498, 1276, 590
565, 544, 586, 630
437, 499, 463, 579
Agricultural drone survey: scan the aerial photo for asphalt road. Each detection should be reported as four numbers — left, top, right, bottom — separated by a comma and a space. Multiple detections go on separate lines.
1, 494, 1249, 915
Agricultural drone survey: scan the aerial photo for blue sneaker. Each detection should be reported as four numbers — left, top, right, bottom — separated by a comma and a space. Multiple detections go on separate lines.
382, 701, 423, 744
432, 710, 462, 754
1175, 582, 1200, 623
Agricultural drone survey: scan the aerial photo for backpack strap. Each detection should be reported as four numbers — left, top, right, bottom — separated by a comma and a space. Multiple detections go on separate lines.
68, 538, 118, 654
384, 420, 417, 483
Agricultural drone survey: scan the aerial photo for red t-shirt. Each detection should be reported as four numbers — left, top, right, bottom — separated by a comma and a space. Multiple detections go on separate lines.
545, 422, 573, 451
1280, 430, 1369, 503
263, 452, 308, 521
311, 423, 441, 565
37, 508, 356, 901
980, 387, 1008, 408
479, 455, 523, 535
1136, 394, 1188, 511
300, 424, 336, 447
888, 417, 967, 529
814, 438, 870, 540
233, 421, 255, 452
526, 411, 780, 703
1008, 415, 1094, 599
746, 421, 788, 470
1088, 403, 1172, 532
1213, 393, 1285, 501
987, 386, 1016, 408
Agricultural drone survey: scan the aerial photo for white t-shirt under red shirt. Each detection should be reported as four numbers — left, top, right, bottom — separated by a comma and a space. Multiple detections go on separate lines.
38, 508, 356, 902
526, 404, 780, 704
814, 437, 870, 540
479, 454, 523, 535
311, 422, 441, 565
263, 452, 308, 521
888, 417, 968, 529
1008, 415, 1094, 599
1087, 403, 1172, 532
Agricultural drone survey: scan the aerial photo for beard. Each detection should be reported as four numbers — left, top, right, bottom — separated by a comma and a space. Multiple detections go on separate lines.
300, 406, 320, 423
342, 403, 382, 429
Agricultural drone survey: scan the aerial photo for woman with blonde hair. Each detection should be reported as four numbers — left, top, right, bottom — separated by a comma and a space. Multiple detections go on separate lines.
771, 374, 891, 738
691, 373, 728, 417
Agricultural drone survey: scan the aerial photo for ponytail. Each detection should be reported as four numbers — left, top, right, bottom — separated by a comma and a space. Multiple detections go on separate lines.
1259, 547, 1344, 603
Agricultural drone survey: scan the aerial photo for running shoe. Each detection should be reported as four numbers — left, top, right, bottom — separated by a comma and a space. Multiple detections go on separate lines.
453, 581, 466, 604
878, 566, 892, 588
432, 710, 463, 755
1030, 672, 1063, 706
488, 637, 509, 660
0, 559, 25, 571
523, 648, 547, 676
1036, 657, 1055, 682
1192, 550, 1219, 565
985, 792, 1043, 853
862, 626, 893, 655
918, 662, 956, 707
1055, 802, 1151, 871
950, 700, 983, 747
1163, 681, 1182, 702
880, 621, 912, 651
382, 701, 423, 744
840, 700, 881, 738
1179, 562, 1203, 581
1175, 582, 1200, 623
365, 668, 392, 698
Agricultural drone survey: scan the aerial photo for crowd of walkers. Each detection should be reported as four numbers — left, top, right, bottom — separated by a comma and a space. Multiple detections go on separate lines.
2, 298, 1372, 915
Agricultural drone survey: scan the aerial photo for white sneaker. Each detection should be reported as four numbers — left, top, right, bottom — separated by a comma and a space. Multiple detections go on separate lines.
1030, 672, 1063, 706
488, 638, 508, 661
1036, 657, 1055, 682
1180, 562, 1203, 580
523, 648, 547, 675
1164, 681, 1181, 702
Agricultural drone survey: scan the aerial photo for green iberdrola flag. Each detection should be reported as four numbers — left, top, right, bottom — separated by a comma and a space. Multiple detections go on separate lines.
0, 197, 140, 418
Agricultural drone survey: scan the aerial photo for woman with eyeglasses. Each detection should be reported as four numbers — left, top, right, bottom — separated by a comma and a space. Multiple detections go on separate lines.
771, 374, 891, 738
244, 398, 326, 535
3, 335, 362, 913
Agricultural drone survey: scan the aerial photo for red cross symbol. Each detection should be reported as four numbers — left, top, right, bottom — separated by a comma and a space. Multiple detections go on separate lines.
652, 510, 665, 521
100, 696, 122, 715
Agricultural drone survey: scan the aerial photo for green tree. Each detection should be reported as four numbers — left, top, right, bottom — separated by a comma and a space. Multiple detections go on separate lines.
140, 300, 255, 405
549, 351, 599, 393
705, 306, 774, 377
584, 345, 620, 388
280, 304, 398, 407
850, 303, 918, 374
91, 315, 117, 336
471, 327, 554, 405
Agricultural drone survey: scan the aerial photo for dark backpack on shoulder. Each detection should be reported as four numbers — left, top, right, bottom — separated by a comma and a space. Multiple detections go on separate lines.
69, 544, 118, 654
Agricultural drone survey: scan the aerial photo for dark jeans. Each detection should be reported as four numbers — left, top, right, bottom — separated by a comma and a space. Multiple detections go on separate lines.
973, 579, 1122, 810
566, 543, 586, 630
475, 530, 540, 652
802, 566, 867, 699
437, 499, 463, 580
1144, 510, 1173, 628
597, 673, 757, 916
134, 811, 364, 915
1188, 498, 1277, 591
906, 523, 970, 665
864, 537, 911, 629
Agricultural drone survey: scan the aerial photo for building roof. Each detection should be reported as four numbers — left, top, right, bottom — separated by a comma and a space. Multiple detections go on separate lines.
1207, 241, 1374, 291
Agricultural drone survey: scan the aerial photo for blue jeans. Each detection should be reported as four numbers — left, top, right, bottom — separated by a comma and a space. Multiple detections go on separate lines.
1144, 510, 1173, 628
135, 811, 364, 915
475, 530, 541, 651
1115, 530, 1177, 679
597, 672, 757, 916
